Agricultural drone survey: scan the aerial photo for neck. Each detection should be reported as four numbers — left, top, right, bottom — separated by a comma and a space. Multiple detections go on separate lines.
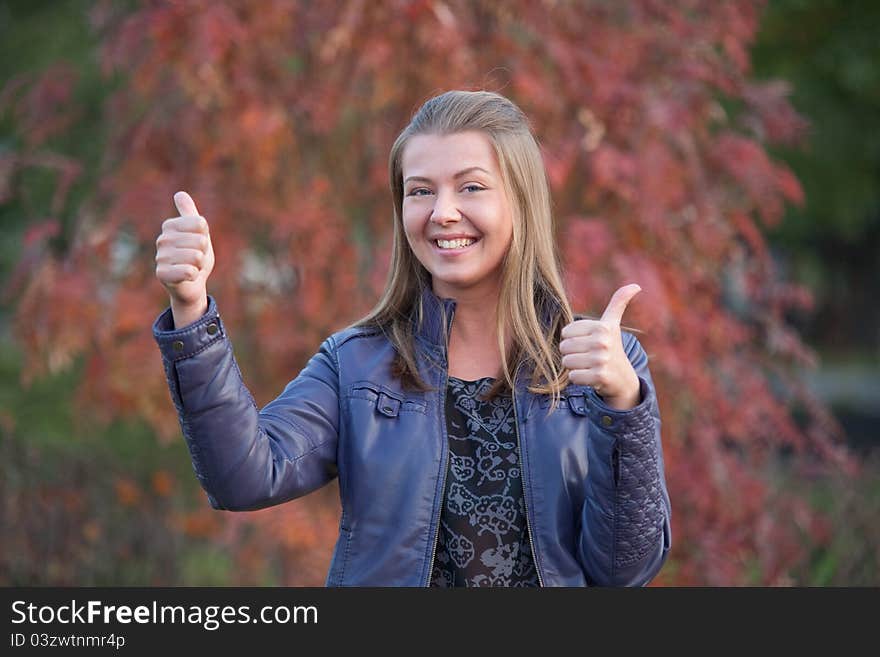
435, 282, 500, 338
452, 298, 498, 343
433, 281, 506, 379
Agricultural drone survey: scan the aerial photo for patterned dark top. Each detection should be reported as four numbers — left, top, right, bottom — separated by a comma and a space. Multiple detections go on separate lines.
430, 376, 539, 587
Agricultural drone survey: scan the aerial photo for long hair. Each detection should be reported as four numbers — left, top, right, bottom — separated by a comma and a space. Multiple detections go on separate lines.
355, 90, 573, 401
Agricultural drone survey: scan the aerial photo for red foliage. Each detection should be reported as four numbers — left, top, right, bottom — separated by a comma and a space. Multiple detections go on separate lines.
2, 0, 854, 585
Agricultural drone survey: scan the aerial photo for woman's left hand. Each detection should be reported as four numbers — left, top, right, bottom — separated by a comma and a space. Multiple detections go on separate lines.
559, 284, 642, 411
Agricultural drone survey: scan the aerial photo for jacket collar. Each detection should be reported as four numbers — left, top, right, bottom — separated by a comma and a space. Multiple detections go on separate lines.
412, 283, 563, 351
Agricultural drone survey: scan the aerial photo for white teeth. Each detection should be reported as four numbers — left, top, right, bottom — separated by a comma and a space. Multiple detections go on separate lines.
436, 238, 475, 249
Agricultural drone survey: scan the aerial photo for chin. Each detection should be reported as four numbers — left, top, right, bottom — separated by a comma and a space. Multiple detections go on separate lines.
432, 275, 482, 294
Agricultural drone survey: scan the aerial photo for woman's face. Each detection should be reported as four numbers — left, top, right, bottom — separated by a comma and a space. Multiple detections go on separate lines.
401, 131, 514, 300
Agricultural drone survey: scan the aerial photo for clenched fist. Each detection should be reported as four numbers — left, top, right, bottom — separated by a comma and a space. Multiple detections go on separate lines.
155, 191, 215, 328
559, 284, 642, 411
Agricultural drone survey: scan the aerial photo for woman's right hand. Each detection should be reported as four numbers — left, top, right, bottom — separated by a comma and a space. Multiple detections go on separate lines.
155, 191, 215, 328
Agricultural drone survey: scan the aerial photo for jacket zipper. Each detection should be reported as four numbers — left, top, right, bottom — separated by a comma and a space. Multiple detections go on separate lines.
511, 365, 545, 587
425, 299, 454, 587
424, 366, 450, 587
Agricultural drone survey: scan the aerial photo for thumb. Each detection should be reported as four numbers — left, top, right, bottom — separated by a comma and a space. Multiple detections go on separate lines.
173, 190, 199, 217
600, 283, 642, 325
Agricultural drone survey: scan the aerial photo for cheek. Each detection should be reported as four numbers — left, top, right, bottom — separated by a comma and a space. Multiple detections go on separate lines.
495, 218, 514, 255
487, 197, 514, 245
502, 219, 514, 245
401, 216, 427, 260
401, 214, 417, 244
401, 204, 423, 236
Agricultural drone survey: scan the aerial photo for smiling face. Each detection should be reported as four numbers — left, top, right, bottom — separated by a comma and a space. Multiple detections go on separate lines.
401, 131, 514, 300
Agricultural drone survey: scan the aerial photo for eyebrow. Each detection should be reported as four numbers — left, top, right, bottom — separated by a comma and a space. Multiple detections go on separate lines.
404, 166, 492, 185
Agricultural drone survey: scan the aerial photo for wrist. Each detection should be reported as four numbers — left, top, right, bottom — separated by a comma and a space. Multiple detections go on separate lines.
170, 295, 208, 329
600, 373, 641, 411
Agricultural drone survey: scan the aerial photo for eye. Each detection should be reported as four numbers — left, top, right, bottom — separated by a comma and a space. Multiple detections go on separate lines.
406, 187, 432, 197
462, 184, 485, 193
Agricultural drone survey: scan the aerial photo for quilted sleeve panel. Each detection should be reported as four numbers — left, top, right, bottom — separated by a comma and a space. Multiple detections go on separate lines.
611, 399, 665, 569
578, 332, 672, 586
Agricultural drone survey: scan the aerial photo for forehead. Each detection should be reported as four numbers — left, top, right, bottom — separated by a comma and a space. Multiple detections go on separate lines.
401, 131, 499, 177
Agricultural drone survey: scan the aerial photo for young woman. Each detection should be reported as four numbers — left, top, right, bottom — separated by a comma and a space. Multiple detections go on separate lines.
153, 90, 671, 587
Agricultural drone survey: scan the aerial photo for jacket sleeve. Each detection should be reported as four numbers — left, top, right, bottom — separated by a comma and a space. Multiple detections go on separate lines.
152, 296, 340, 511
577, 332, 672, 586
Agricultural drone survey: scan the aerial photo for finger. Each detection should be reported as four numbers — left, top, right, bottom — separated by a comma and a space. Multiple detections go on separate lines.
559, 330, 612, 354
558, 336, 578, 356
600, 283, 641, 325
159, 248, 205, 268
567, 369, 598, 388
162, 215, 209, 235
174, 190, 200, 217
156, 231, 209, 251
157, 263, 200, 283
561, 353, 599, 371
560, 318, 603, 340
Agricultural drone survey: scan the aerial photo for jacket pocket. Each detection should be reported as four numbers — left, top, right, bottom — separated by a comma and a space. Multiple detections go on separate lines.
538, 388, 589, 415
347, 381, 428, 416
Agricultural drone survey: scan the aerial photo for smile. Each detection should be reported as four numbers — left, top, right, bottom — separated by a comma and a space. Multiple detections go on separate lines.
435, 237, 477, 249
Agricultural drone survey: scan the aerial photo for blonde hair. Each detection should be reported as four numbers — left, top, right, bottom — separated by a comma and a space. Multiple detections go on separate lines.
356, 90, 573, 401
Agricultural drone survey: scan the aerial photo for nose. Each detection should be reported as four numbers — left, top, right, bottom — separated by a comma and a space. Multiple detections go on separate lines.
429, 189, 461, 226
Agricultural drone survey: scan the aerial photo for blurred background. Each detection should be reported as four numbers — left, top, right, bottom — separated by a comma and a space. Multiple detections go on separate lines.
1, 0, 877, 586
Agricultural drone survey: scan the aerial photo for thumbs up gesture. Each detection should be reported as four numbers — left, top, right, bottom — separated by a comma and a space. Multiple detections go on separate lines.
559, 284, 642, 410
155, 191, 215, 327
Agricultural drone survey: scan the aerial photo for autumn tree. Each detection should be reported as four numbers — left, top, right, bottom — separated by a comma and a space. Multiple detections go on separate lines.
2, 0, 854, 585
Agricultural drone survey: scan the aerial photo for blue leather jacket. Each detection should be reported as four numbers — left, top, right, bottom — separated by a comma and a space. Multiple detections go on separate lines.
152, 289, 671, 586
